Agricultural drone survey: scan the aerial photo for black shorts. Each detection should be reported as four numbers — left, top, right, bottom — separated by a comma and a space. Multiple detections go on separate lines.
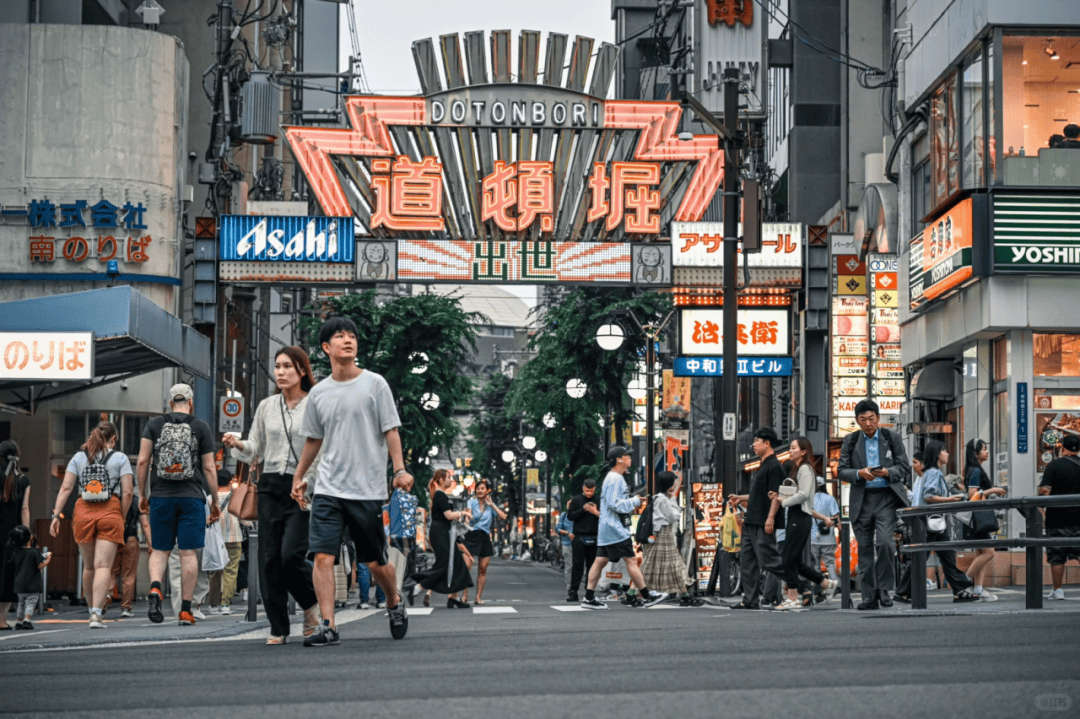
308, 495, 388, 566
597, 538, 636, 563
1047, 526, 1080, 566
462, 529, 494, 559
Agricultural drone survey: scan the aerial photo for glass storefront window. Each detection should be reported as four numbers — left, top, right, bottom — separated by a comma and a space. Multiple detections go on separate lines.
931, 73, 960, 208
1001, 34, 1080, 186
993, 336, 1009, 381
962, 52, 985, 189
1033, 333, 1080, 377
986, 42, 996, 184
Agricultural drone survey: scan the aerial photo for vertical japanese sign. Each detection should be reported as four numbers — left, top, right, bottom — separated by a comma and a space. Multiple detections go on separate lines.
831, 235, 868, 438
868, 254, 904, 429
0, 332, 94, 381
661, 370, 691, 431
691, 480, 724, 590
1017, 382, 1028, 454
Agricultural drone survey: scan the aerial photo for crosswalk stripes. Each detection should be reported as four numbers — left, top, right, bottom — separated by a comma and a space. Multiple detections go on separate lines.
471, 606, 517, 614
550, 605, 589, 612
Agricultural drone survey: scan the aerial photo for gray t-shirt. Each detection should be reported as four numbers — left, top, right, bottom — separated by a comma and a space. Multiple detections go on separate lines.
65, 451, 134, 497
300, 370, 401, 501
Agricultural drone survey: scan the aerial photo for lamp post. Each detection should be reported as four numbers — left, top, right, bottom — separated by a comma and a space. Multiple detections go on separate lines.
502, 436, 539, 534
596, 312, 673, 496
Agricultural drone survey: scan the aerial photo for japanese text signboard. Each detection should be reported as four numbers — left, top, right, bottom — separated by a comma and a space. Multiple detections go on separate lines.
679, 308, 790, 356
673, 356, 793, 377
868, 254, 905, 426
670, 221, 802, 268
909, 197, 973, 311
992, 194, 1080, 273
0, 332, 94, 382
2, 197, 154, 267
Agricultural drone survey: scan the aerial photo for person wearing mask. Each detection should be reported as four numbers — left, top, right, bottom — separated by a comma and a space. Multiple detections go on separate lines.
412, 469, 473, 607
566, 478, 601, 603
640, 471, 700, 606
1038, 434, 1080, 600
461, 478, 505, 605
580, 446, 667, 610
223, 346, 322, 645
810, 477, 840, 603
554, 501, 575, 596
894, 441, 979, 604
0, 441, 30, 631
49, 422, 134, 629
770, 437, 838, 609
961, 438, 1006, 601
727, 428, 788, 610
838, 400, 911, 610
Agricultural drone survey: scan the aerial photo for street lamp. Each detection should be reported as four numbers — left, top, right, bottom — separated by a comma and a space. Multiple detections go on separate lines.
543, 413, 557, 429
410, 352, 429, 374
565, 378, 587, 399
595, 324, 625, 351
501, 450, 515, 463
421, 392, 440, 410
522, 435, 537, 450
626, 378, 647, 401
428, 446, 439, 457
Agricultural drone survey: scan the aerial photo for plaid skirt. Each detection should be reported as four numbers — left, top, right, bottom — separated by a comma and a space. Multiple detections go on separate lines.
640, 525, 692, 594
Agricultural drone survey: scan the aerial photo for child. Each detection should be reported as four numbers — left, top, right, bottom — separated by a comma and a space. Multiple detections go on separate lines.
7, 526, 50, 630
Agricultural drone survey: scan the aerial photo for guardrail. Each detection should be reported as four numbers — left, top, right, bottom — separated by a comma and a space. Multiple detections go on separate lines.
895, 495, 1080, 610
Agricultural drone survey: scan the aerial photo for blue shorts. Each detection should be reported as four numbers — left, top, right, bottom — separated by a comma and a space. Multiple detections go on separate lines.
149, 497, 206, 551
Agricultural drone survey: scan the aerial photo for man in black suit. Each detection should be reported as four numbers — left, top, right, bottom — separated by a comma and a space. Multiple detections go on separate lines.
838, 400, 911, 610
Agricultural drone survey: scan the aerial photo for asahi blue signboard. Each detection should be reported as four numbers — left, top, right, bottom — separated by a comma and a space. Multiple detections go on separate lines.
219, 215, 354, 263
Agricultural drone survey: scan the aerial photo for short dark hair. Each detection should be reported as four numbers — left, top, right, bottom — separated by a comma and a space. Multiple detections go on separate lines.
854, 399, 880, 418
476, 478, 492, 491
318, 317, 359, 348
911, 450, 924, 466
582, 478, 596, 489
1062, 435, 1080, 452
217, 468, 233, 487
1050, 134, 1065, 148
753, 427, 780, 447
655, 471, 678, 495
1064, 123, 1080, 140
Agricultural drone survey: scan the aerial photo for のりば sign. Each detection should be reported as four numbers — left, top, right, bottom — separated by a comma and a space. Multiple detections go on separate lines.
0, 332, 94, 381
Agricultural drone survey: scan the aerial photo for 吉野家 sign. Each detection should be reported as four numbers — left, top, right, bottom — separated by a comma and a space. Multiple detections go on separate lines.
0, 332, 94, 382
673, 356, 793, 377
909, 197, 974, 311
993, 194, 1080, 273
679, 308, 790, 356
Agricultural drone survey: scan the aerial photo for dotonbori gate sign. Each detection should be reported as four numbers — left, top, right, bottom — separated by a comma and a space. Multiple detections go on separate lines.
265, 30, 723, 286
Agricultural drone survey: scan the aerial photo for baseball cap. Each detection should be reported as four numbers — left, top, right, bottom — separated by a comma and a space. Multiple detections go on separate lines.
169, 383, 194, 402
606, 445, 632, 462
1062, 435, 1080, 452
816, 476, 826, 487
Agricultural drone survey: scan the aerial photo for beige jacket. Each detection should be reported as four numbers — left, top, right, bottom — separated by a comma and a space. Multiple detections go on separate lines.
781, 463, 816, 515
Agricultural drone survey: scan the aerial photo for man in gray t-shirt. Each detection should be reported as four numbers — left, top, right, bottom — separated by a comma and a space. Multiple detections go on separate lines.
292, 317, 413, 646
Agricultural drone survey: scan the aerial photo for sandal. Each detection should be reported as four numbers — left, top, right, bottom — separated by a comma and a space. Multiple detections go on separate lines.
954, 589, 980, 603
473, 599, 485, 606
302, 605, 320, 637
801, 591, 815, 607
423, 594, 431, 608
777, 599, 802, 611
266, 635, 287, 645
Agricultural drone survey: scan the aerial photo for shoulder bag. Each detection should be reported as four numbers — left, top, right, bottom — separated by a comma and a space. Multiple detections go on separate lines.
968, 466, 999, 535
228, 457, 259, 521
280, 396, 315, 511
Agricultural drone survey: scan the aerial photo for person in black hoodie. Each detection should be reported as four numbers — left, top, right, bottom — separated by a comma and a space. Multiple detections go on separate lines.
565, 478, 600, 602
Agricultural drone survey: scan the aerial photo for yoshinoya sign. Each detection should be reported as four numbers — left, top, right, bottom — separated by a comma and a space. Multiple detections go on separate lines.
679, 308, 790, 356
909, 196, 985, 311
0, 332, 94, 382
993, 194, 1080, 273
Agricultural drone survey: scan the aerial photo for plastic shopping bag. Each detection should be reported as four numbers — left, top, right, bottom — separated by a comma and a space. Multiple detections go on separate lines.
720, 507, 741, 553
202, 522, 228, 572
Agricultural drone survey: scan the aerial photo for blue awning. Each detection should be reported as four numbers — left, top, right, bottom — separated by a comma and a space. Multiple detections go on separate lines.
0, 287, 210, 396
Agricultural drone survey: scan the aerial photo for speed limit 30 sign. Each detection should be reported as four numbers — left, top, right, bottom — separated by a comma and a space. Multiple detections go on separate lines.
219, 395, 245, 433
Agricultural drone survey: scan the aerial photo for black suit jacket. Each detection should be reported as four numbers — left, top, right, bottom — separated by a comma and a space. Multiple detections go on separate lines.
837, 427, 911, 519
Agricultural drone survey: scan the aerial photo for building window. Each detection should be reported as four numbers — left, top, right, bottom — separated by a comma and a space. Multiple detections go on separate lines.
1034, 333, 1080, 377
1001, 34, 1080, 186
931, 73, 960, 209
962, 51, 986, 189
482, 326, 516, 337
993, 336, 1009, 382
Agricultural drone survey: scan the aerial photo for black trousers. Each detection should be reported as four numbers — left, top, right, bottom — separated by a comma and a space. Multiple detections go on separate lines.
896, 530, 972, 597
853, 490, 900, 602
258, 474, 317, 637
781, 508, 825, 589
740, 523, 785, 606
570, 536, 598, 592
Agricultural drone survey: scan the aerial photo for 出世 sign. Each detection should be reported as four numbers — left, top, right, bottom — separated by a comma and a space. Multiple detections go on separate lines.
673, 356, 792, 377
679, 308, 790, 356
993, 194, 1080, 273
0, 332, 94, 382
909, 197, 975, 311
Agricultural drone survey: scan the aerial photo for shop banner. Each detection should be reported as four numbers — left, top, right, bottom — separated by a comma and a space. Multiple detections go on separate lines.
679, 308, 790, 356
0, 332, 94, 382
661, 371, 691, 430
868, 253, 905, 413
691, 481, 725, 590
670, 222, 802, 268
993, 195, 1080, 273
672, 356, 793, 377
909, 197, 974, 310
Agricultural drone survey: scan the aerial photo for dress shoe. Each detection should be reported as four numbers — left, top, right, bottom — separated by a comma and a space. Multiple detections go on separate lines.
878, 591, 893, 608
566, 591, 579, 603
857, 599, 880, 610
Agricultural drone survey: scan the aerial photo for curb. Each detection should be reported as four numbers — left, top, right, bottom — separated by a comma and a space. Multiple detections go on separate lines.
0, 617, 270, 653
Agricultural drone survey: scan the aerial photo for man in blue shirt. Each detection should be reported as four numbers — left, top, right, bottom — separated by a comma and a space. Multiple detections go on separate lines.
555, 503, 575, 597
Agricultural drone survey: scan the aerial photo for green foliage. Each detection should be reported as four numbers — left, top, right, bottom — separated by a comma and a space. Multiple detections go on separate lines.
299, 290, 484, 497
465, 373, 521, 509
504, 288, 672, 498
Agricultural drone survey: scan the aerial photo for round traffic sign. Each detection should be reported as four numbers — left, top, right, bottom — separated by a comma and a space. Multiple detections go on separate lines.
223, 399, 242, 417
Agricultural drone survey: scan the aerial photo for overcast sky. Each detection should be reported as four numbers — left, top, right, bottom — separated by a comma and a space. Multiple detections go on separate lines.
336, 0, 616, 306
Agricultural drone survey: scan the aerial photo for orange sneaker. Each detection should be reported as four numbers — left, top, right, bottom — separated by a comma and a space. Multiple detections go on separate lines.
178, 610, 195, 626
147, 588, 164, 624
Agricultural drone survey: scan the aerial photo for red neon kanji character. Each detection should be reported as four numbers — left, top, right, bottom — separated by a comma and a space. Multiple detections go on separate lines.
625, 185, 660, 233
587, 163, 610, 223
62, 236, 90, 263
127, 235, 151, 263
29, 235, 55, 262
31, 340, 54, 370
481, 160, 517, 233
516, 161, 554, 232
608, 163, 660, 233
97, 236, 118, 261
749, 321, 779, 345
692, 320, 720, 345
64, 341, 87, 372
736, 323, 750, 346
3, 341, 30, 371
371, 156, 445, 232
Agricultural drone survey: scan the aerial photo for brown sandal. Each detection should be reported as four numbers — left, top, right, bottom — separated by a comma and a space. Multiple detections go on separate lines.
266, 635, 287, 645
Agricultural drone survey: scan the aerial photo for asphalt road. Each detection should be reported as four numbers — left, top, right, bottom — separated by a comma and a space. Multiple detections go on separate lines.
2, 560, 1078, 719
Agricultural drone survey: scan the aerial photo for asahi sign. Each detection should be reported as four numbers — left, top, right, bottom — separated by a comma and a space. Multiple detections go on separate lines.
993, 194, 1080, 273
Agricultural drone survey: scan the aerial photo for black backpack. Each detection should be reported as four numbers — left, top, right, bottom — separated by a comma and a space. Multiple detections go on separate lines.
78, 450, 118, 502
634, 499, 655, 544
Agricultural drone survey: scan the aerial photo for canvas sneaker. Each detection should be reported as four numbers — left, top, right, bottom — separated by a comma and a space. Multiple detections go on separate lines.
119, 609, 135, 618
88, 612, 105, 629
191, 607, 207, 620
642, 591, 669, 608
580, 598, 608, 610
207, 605, 221, 615
1046, 588, 1066, 601
303, 623, 340, 647
219, 604, 232, 615
147, 588, 164, 624
178, 611, 196, 626
387, 603, 408, 640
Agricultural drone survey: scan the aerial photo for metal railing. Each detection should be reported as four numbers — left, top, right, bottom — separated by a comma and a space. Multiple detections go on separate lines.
895, 495, 1080, 610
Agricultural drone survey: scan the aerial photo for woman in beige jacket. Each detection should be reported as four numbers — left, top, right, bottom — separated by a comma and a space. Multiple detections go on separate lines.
769, 437, 839, 609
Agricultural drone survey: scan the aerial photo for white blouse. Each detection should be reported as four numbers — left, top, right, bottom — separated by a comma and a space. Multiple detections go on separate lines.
233, 394, 320, 482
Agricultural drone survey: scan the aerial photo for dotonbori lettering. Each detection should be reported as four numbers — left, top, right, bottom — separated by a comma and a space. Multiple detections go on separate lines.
429, 95, 603, 128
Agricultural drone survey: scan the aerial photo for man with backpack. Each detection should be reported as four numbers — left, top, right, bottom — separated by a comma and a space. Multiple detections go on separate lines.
136, 383, 220, 626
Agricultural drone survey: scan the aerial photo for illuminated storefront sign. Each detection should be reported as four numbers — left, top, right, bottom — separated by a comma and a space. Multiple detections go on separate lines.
909, 197, 974, 311
0, 332, 94, 382
673, 356, 793, 377
220, 216, 354, 262
679, 308, 790, 356
869, 253, 905, 414
670, 222, 802, 268
993, 194, 1080, 273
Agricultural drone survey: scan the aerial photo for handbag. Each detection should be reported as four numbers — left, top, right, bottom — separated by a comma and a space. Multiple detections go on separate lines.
280, 396, 315, 511
778, 478, 798, 498
970, 506, 999, 535
720, 506, 741, 553
228, 458, 259, 521
927, 514, 946, 533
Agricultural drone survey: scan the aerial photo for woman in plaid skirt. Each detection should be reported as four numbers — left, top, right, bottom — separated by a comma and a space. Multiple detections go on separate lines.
640, 472, 701, 607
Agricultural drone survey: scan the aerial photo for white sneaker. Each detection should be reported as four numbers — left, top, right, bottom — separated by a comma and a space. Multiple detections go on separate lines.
1046, 588, 1066, 601
926, 579, 936, 589
219, 604, 232, 615
88, 612, 105, 629
191, 607, 207, 620
207, 605, 221, 615
119, 609, 135, 618
978, 591, 998, 602
642, 591, 669, 608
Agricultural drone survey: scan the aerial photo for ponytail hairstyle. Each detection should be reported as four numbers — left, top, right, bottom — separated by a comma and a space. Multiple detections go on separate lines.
82, 422, 118, 461
1, 440, 20, 503
963, 438, 987, 485
428, 469, 450, 499
6, 524, 31, 554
